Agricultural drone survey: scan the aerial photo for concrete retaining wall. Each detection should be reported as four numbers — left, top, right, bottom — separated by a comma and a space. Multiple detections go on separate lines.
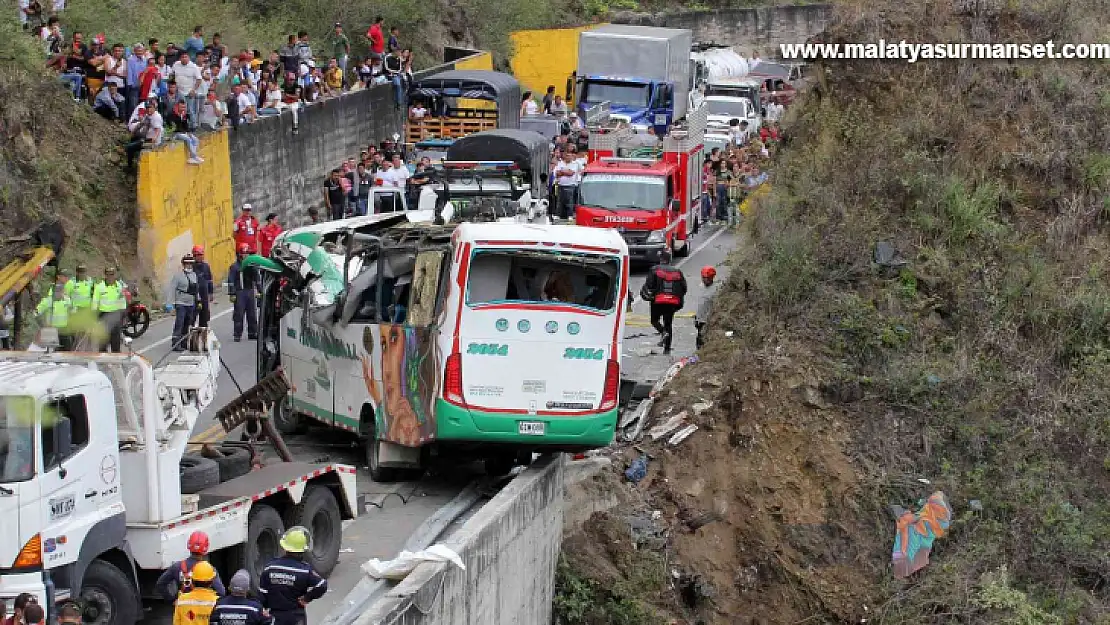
227, 84, 402, 227
611, 4, 832, 54
136, 48, 489, 294
354, 455, 565, 625
136, 132, 235, 286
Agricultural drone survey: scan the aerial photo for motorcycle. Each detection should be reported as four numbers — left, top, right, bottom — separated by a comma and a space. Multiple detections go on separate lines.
122, 289, 151, 339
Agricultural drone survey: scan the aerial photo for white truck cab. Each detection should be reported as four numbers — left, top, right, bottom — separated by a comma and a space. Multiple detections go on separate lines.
0, 334, 357, 625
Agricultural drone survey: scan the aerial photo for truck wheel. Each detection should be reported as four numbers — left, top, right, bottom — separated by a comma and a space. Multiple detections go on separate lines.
79, 560, 138, 625
273, 395, 306, 434
207, 445, 252, 482
674, 237, 690, 258
285, 486, 343, 576
245, 504, 285, 594
180, 455, 220, 494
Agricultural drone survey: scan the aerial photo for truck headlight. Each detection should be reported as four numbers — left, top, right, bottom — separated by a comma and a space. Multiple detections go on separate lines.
646, 229, 665, 244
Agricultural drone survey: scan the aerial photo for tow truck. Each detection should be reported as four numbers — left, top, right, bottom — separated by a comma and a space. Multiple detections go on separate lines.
0, 330, 357, 624
575, 105, 707, 263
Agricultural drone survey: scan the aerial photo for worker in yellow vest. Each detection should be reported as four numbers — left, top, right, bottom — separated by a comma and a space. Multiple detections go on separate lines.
65, 264, 96, 350
36, 283, 74, 351
93, 267, 127, 353
171, 561, 220, 625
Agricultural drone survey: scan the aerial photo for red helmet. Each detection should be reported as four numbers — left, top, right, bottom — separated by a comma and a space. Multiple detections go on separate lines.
187, 531, 210, 555
192, 245, 205, 256
238, 243, 252, 254
701, 266, 717, 279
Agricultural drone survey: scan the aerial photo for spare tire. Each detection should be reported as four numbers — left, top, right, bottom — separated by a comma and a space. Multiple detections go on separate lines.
180, 455, 220, 494
207, 445, 252, 482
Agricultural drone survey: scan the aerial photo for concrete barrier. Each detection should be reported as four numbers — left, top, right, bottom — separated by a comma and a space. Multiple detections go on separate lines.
509, 25, 604, 97
136, 132, 235, 286
353, 454, 565, 625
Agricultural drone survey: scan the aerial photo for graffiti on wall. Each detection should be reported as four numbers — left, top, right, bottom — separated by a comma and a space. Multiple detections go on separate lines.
137, 132, 235, 293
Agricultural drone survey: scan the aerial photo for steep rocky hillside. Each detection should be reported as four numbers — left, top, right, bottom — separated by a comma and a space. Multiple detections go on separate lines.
0, 20, 134, 274
557, 0, 1110, 622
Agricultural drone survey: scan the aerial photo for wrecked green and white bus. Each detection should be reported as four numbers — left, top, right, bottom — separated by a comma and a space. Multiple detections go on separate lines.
246, 213, 630, 480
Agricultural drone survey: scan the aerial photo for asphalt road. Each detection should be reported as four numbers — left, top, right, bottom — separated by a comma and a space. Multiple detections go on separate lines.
132, 222, 736, 624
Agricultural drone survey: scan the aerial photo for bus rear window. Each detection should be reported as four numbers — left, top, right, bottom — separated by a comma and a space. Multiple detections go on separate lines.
466, 250, 620, 312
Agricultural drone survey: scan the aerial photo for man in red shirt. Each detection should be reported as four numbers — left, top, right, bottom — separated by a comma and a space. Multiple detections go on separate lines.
259, 213, 283, 257
366, 16, 385, 60
232, 204, 260, 252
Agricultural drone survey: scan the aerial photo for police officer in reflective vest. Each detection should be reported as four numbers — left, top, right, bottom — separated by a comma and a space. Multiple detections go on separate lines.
212, 570, 271, 625
93, 267, 127, 352
36, 282, 73, 350
157, 531, 227, 600
65, 264, 96, 350
259, 527, 327, 625
171, 561, 220, 625
640, 249, 687, 355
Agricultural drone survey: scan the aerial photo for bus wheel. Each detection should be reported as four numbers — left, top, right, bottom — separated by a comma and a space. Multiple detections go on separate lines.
365, 429, 400, 482
485, 453, 516, 477
273, 395, 306, 435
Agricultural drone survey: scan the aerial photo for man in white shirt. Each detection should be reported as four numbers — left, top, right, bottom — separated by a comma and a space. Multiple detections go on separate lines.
125, 96, 164, 169
172, 53, 203, 130
386, 153, 410, 189
233, 83, 256, 124
554, 150, 581, 220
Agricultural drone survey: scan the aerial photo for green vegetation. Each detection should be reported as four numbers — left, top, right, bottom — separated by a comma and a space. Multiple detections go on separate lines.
554, 557, 665, 625
711, 0, 1110, 620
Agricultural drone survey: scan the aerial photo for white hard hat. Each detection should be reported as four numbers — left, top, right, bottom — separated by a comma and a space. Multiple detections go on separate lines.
242, 203, 253, 210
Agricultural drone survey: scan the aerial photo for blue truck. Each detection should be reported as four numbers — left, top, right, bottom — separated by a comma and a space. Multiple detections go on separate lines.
575, 25, 693, 135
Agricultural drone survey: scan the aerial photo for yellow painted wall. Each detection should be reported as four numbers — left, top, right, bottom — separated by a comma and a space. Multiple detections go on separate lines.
510, 24, 607, 101
454, 52, 496, 111
136, 132, 235, 295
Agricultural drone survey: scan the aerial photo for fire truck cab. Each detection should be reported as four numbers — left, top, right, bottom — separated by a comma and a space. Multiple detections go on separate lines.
575, 106, 707, 264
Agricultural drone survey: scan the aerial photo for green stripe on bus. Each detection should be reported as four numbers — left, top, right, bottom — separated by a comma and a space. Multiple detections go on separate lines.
291, 397, 361, 429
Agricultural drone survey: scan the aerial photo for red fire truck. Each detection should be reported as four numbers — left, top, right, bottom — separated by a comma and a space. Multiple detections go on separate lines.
575, 106, 707, 263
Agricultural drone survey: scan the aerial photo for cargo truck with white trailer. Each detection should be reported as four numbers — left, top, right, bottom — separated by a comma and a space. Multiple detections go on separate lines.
574, 25, 693, 136
0, 333, 357, 625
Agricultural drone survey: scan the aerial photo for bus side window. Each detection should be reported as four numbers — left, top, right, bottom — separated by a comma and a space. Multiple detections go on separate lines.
408, 250, 446, 326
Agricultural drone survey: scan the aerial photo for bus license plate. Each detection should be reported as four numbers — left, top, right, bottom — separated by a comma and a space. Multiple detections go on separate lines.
518, 421, 546, 436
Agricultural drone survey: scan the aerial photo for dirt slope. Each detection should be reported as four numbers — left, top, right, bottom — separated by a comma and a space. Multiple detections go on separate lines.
0, 21, 135, 274
557, 0, 1110, 622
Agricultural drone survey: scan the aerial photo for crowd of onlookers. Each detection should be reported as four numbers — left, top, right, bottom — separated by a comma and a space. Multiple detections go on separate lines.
316, 140, 442, 222
17, 10, 417, 168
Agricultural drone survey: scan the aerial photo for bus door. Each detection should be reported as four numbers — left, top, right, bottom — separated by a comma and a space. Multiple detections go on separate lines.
347, 247, 448, 445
